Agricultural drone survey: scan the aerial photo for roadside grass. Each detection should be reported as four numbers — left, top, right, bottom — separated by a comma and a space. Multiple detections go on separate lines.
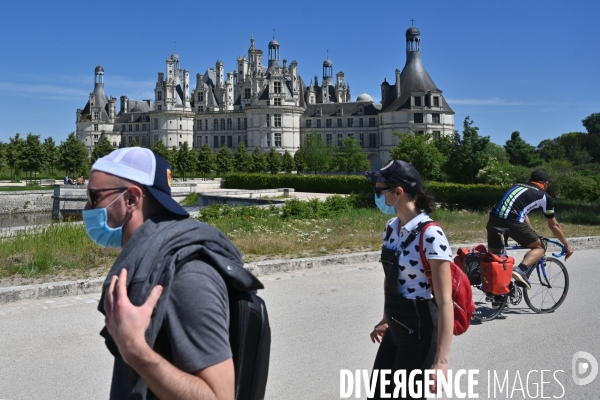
0, 185, 54, 191
1, 199, 600, 282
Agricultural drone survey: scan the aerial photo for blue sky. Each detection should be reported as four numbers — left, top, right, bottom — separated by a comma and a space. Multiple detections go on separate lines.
1, 0, 598, 147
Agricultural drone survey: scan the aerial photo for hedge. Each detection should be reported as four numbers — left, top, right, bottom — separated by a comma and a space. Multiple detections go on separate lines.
223, 173, 509, 211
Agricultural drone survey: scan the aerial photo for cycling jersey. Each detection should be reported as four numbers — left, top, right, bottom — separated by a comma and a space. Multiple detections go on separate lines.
490, 182, 555, 222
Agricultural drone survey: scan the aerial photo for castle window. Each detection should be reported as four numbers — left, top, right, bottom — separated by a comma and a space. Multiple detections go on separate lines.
128, 136, 132, 144
433, 96, 440, 107
154, 135, 158, 143
197, 136, 201, 147
266, 100, 270, 106
227, 118, 232, 130
214, 119, 219, 130
213, 136, 219, 148
197, 120, 202, 130
113, 142, 117, 147
180, 125, 182, 130
227, 136, 233, 148
369, 117, 376, 127
93, 134, 99, 139
369, 133, 377, 148
198, 93, 204, 102
136, 124, 139, 131
220, 136, 226, 147
122, 125, 126, 132
157, 91, 162, 101
359, 133, 365, 148
275, 133, 281, 147
326, 133, 332, 145
153, 119, 158, 130
347, 118, 354, 127
220, 119, 225, 130
157, 105, 162, 111
337, 133, 343, 146
93, 111, 99, 120
142, 136, 147, 146
326, 119, 332, 128
238, 135, 242, 144
348, 133, 354, 140
274, 98, 282, 106
142, 124, 146, 130
359, 118, 364, 127
274, 114, 281, 127
414, 96, 422, 107
433, 131, 441, 140
432, 113, 440, 124
306, 119, 312, 128
266, 114, 270, 127
238, 118, 241, 130
273, 81, 282, 94
337, 118, 342, 128
128, 124, 132, 132
135, 136, 140, 143
205, 119, 208, 130
244, 135, 248, 146
244, 88, 251, 99
244, 118, 247, 129
414, 113, 423, 123
316, 119, 322, 128
94, 124, 98, 131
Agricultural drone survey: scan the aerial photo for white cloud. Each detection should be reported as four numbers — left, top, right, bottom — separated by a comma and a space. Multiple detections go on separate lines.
0, 81, 89, 101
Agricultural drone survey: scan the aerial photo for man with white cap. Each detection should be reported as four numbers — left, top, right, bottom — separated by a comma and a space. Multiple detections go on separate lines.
85, 147, 260, 399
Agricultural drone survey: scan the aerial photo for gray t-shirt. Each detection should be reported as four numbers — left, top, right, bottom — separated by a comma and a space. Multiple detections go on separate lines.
110, 259, 232, 399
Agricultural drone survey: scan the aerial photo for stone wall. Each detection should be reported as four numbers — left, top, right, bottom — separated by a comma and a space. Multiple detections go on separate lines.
0, 191, 54, 214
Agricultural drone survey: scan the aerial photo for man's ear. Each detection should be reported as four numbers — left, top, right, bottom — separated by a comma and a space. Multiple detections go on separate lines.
125, 186, 144, 207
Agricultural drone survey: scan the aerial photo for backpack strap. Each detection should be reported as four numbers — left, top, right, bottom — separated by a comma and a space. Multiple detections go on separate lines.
416, 221, 442, 287
400, 220, 432, 250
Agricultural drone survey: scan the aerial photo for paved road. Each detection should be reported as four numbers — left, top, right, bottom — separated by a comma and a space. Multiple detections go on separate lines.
1, 249, 599, 399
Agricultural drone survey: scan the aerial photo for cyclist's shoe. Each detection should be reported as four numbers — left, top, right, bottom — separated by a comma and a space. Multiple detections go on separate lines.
512, 268, 531, 290
492, 296, 505, 308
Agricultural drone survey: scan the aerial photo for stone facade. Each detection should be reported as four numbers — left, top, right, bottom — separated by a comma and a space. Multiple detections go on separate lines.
0, 191, 54, 214
77, 26, 453, 170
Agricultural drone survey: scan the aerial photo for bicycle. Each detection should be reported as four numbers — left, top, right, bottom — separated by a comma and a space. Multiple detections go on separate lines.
470, 227, 569, 322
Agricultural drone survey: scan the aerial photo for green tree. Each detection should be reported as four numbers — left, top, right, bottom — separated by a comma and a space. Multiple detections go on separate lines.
504, 131, 541, 167
0, 141, 6, 172
332, 137, 370, 175
293, 151, 306, 174
151, 139, 169, 160
91, 137, 115, 164
537, 138, 566, 162
390, 132, 446, 181
58, 132, 89, 176
447, 117, 491, 184
216, 145, 234, 175
233, 143, 252, 172
294, 131, 333, 174
128, 139, 140, 147
266, 148, 282, 174
538, 132, 591, 166
582, 112, 600, 136
197, 143, 216, 178
282, 150, 295, 173
41, 136, 59, 178
167, 147, 179, 177
21, 133, 44, 183
6, 133, 26, 180
177, 141, 197, 180
250, 147, 267, 173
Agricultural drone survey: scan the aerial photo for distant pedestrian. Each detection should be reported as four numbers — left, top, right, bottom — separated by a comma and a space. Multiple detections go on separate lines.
85, 147, 260, 399
365, 160, 455, 399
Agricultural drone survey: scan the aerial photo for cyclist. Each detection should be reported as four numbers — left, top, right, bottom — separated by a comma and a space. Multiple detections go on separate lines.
486, 169, 574, 290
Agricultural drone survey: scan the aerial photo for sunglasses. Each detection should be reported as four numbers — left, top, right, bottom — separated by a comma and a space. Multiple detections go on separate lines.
374, 186, 395, 196
87, 187, 129, 207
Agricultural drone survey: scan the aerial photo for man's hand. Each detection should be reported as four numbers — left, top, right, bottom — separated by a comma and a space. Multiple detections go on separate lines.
103, 268, 163, 366
429, 362, 449, 395
370, 319, 388, 344
565, 245, 575, 260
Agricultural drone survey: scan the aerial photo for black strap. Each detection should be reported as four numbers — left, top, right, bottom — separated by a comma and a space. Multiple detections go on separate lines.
400, 220, 431, 250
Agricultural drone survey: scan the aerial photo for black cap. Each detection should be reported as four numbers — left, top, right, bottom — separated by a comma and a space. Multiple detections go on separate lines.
365, 160, 423, 191
146, 153, 189, 217
530, 169, 550, 183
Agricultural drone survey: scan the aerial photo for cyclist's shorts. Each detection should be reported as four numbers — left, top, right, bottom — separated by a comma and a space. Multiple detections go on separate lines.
486, 215, 540, 250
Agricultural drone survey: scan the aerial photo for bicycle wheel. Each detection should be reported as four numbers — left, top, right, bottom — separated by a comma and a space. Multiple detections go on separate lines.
524, 257, 569, 313
472, 285, 508, 321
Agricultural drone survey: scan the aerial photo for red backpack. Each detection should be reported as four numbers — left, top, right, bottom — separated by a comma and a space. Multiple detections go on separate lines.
404, 221, 475, 335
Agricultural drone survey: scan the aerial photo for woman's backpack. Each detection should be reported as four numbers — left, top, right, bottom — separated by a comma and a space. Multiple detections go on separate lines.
402, 221, 475, 335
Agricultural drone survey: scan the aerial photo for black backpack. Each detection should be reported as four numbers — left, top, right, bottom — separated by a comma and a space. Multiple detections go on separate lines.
176, 255, 271, 400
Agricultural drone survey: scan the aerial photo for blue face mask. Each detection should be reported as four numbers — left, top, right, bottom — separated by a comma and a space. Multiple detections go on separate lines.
374, 192, 399, 215
82, 191, 130, 248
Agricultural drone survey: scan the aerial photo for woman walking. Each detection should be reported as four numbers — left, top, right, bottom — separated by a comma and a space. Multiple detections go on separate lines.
366, 160, 454, 399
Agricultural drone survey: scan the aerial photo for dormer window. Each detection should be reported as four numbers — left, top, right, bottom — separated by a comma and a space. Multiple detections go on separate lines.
433, 96, 440, 107
273, 81, 282, 94
157, 91, 163, 101
414, 96, 422, 107
359, 107, 363, 113
93, 111, 99, 120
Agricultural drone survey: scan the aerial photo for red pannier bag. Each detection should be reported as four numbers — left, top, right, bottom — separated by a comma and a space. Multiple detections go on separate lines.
453, 247, 470, 273
417, 222, 476, 336
480, 252, 514, 295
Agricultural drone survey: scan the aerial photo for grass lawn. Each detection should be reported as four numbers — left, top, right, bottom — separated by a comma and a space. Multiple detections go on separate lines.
1, 201, 599, 286
0, 185, 54, 191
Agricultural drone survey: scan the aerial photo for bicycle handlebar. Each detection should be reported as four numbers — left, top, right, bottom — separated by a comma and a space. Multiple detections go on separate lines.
541, 237, 566, 258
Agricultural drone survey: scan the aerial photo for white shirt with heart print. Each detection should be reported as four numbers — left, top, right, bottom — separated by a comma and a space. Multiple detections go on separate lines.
382, 213, 453, 299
